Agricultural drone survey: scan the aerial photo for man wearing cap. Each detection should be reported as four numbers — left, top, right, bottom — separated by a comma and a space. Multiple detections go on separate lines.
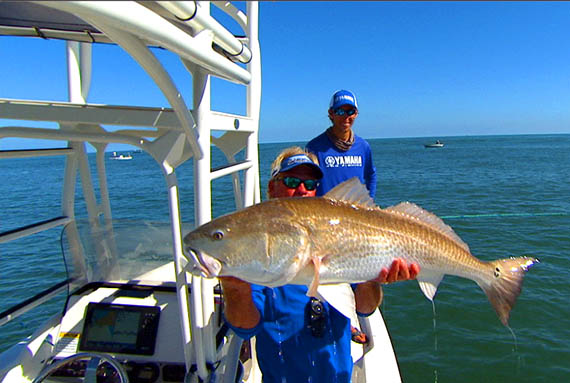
306, 90, 377, 198
220, 146, 418, 382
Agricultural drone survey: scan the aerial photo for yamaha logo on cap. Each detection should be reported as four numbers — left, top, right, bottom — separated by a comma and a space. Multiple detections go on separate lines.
271, 154, 324, 179
330, 90, 358, 110
285, 155, 310, 166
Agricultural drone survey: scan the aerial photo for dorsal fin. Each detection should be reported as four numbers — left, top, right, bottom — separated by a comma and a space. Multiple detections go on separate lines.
324, 177, 376, 208
385, 202, 470, 252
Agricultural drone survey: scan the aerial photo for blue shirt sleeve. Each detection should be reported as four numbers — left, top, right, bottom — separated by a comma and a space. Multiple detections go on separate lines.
365, 145, 377, 198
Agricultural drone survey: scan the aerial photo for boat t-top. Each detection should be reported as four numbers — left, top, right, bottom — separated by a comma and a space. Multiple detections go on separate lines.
0, 2, 402, 382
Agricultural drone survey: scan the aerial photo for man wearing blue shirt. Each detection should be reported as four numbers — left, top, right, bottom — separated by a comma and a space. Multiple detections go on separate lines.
306, 90, 377, 198
220, 147, 418, 382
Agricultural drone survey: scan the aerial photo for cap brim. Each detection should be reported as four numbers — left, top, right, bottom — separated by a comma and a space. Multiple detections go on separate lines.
279, 162, 323, 179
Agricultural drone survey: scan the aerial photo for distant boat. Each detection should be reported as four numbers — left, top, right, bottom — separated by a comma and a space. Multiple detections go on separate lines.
110, 151, 133, 160
424, 140, 444, 148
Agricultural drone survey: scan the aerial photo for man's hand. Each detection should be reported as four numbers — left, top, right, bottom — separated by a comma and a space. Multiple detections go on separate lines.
355, 259, 420, 314
375, 258, 420, 284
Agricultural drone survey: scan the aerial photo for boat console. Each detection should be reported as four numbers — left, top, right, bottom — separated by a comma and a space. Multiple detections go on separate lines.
41, 280, 226, 383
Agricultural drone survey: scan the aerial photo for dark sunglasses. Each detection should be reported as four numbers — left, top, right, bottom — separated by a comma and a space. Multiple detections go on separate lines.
280, 176, 319, 191
333, 108, 357, 117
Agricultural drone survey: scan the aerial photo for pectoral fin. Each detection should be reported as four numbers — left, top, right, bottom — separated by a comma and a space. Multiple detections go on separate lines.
306, 256, 321, 297
417, 270, 444, 301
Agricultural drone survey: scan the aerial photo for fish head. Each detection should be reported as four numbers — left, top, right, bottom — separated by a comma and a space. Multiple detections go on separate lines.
183, 200, 312, 286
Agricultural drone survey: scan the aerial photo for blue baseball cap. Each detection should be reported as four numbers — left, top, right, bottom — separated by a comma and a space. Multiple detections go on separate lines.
329, 90, 358, 110
271, 154, 323, 179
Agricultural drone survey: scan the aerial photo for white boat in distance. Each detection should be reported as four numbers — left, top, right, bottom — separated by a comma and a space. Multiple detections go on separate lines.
424, 140, 444, 148
110, 152, 133, 160
0, 2, 401, 383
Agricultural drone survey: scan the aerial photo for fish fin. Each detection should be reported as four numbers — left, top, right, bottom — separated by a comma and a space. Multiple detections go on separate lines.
479, 257, 538, 326
385, 202, 470, 252
417, 270, 444, 301
306, 256, 321, 297
315, 283, 360, 330
324, 177, 376, 208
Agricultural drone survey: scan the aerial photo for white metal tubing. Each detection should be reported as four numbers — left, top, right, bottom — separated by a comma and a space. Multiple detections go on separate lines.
190, 275, 207, 380
0, 217, 72, 244
210, 111, 255, 132
72, 140, 101, 221
94, 146, 121, 271
157, 1, 251, 63
0, 24, 112, 44
61, 147, 89, 281
0, 99, 256, 133
0, 148, 74, 159
62, 149, 79, 225
95, 149, 112, 222
0, 99, 179, 128
231, 171, 244, 210
80, 42, 92, 101
244, 131, 258, 207
66, 42, 83, 103
75, 18, 202, 160
244, 2, 261, 206
165, 171, 196, 377
0, 127, 147, 149
191, 61, 215, 380
65, 38, 104, 270
209, 160, 252, 180
39, 1, 251, 85
66, 41, 92, 103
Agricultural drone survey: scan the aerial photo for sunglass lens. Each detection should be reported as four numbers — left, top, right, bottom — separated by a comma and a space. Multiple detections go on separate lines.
335, 108, 356, 116
282, 177, 318, 190
304, 179, 317, 190
283, 177, 301, 188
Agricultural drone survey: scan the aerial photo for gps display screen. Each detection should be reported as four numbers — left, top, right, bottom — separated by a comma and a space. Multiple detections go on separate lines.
79, 303, 160, 356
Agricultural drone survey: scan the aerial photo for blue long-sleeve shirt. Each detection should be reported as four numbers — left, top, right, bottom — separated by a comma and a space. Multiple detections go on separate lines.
227, 284, 353, 383
306, 132, 377, 198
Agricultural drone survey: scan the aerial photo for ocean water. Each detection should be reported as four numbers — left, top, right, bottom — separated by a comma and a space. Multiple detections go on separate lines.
1, 134, 569, 382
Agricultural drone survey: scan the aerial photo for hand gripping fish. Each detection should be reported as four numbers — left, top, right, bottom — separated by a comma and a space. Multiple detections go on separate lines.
184, 177, 538, 326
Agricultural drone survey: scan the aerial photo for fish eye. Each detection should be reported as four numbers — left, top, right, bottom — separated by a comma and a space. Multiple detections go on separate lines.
212, 230, 224, 240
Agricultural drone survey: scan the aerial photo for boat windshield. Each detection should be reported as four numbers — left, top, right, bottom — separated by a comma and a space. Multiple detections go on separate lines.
60, 219, 194, 291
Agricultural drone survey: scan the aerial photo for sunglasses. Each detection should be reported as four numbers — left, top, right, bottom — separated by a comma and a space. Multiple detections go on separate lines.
333, 108, 357, 117
280, 176, 319, 191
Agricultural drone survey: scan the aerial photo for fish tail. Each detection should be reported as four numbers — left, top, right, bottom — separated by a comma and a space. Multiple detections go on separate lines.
478, 257, 538, 326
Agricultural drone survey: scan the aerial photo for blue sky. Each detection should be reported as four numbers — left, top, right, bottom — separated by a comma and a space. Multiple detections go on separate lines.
1, 1, 570, 150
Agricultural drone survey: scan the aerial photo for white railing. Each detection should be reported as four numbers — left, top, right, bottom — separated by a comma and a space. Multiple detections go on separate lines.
0, 2, 261, 382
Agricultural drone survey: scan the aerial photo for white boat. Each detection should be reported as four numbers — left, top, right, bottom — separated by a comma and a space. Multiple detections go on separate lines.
110, 152, 133, 160
0, 2, 402, 382
424, 140, 444, 148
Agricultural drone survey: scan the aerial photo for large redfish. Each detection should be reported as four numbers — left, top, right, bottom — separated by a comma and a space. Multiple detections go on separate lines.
183, 178, 537, 325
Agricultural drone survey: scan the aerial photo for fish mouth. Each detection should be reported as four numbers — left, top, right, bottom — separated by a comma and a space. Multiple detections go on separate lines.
186, 248, 222, 278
